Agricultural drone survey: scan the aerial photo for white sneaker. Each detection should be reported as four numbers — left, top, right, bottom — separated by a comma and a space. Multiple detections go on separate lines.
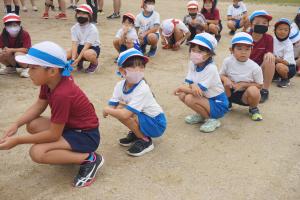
32, 6, 38, 11
185, 114, 205, 124
200, 119, 221, 133
22, 6, 28, 12
0, 66, 17, 75
20, 68, 30, 78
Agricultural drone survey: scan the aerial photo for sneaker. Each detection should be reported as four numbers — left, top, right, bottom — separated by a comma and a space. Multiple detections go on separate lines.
106, 12, 120, 19
140, 44, 147, 54
20, 68, 30, 78
98, 10, 105, 15
55, 13, 67, 20
42, 12, 49, 19
277, 79, 290, 88
185, 114, 205, 124
147, 46, 157, 57
200, 119, 221, 133
73, 153, 104, 188
0, 66, 17, 75
259, 89, 269, 103
119, 131, 139, 147
215, 34, 221, 42
228, 101, 232, 111
229, 30, 235, 35
22, 6, 28, 12
249, 107, 263, 121
85, 62, 98, 73
32, 6, 38, 11
127, 138, 154, 157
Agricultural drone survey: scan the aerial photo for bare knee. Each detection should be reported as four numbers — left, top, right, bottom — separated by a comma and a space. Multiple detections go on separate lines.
26, 121, 38, 134
83, 50, 96, 61
147, 33, 158, 45
208, 24, 218, 34
184, 94, 195, 106
29, 145, 45, 164
246, 86, 260, 98
276, 63, 288, 74
227, 21, 235, 30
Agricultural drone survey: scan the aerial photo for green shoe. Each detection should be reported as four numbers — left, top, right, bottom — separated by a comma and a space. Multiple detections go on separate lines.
200, 119, 221, 133
185, 114, 205, 124
249, 107, 263, 121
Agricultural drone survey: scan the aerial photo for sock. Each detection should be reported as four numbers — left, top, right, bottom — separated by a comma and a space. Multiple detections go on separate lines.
81, 152, 95, 164
14, 6, 20, 15
6, 5, 12, 13
142, 136, 150, 142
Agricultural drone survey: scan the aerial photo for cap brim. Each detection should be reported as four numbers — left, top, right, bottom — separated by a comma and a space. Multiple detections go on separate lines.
76, 8, 92, 15
189, 40, 212, 51
118, 54, 149, 67
4, 19, 21, 23
233, 42, 253, 46
15, 54, 60, 68
187, 6, 198, 9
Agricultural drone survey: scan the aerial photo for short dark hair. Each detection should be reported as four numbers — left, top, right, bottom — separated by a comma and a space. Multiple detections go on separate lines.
122, 56, 146, 68
122, 16, 134, 24
189, 43, 215, 55
144, 0, 155, 4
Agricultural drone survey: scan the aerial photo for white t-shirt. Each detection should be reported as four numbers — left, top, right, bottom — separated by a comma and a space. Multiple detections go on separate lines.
183, 13, 207, 27
161, 19, 190, 34
109, 80, 163, 117
219, 55, 263, 84
115, 27, 139, 41
227, 2, 247, 20
185, 61, 225, 98
273, 36, 296, 65
135, 11, 160, 34
71, 23, 100, 47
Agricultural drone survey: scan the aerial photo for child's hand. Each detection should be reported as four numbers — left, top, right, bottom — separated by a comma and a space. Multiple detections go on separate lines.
71, 59, 80, 67
103, 108, 109, 118
0, 137, 18, 150
223, 78, 233, 89
174, 87, 182, 96
191, 84, 203, 97
233, 82, 246, 92
264, 52, 275, 64
1, 123, 18, 142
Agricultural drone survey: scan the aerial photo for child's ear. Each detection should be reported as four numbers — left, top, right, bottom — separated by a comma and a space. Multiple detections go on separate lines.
119, 67, 126, 76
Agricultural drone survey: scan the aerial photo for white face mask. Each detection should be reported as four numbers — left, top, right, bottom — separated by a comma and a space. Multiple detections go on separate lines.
125, 69, 144, 84
145, 4, 155, 12
6, 26, 21, 37
190, 51, 207, 65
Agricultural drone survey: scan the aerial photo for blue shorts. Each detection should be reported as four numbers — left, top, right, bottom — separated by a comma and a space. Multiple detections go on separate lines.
120, 42, 141, 53
62, 127, 100, 153
138, 113, 167, 138
143, 33, 160, 45
234, 19, 241, 29
77, 45, 101, 58
209, 92, 229, 119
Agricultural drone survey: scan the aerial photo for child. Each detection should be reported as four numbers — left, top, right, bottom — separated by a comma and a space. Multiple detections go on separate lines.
273, 18, 296, 88
290, 8, 300, 75
227, 0, 249, 35
0, 41, 104, 188
0, 14, 31, 78
67, 4, 101, 73
200, 0, 222, 42
174, 33, 228, 133
135, 0, 160, 57
160, 18, 191, 51
42, 0, 67, 19
183, 0, 207, 42
248, 10, 275, 103
220, 32, 263, 121
103, 48, 167, 156
113, 13, 140, 59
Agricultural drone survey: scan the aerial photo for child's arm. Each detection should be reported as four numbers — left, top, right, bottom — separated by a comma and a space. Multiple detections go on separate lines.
3, 47, 28, 54
103, 107, 133, 121
174, 84, 203, 97
73, 43, 92, 66
233, 82, 262, 92
139, 25, 159, 39
1, 99, 48, 140
0, 122, 65, 150
275, 57, 289, 65
220, 75, 234, 88
71, 41, 78, 61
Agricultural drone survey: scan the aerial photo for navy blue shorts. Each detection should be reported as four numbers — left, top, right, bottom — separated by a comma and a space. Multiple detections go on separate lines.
234, 19, 241, 29
274, 64, 296, 79
143, 33, 159, 45
62, 128, 100, 153
229, 89, 248, 106
77, 45, 101, 58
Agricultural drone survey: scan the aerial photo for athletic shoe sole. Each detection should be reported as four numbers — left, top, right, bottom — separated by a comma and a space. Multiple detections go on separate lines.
126, 143, 154, 157
73, 156, 105, 188
119, 142, 134, 147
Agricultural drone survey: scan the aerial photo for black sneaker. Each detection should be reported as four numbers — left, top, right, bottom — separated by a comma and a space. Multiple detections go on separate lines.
107, 12, 120, 19
127, 138, 154, 157
140, 44, 147, 54
228, 101, 232, 111
215, 34, 221, 42
119, 131, 138, 147
277, 79, 290, 88
73, 153, 104, 188
229, 30, 235, 35
260, 89, 269, 103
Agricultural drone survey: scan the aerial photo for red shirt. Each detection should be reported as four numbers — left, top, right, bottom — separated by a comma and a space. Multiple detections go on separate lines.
0, 29, 31, 48
39, 76, 99, 130
250, 33, 273, 66
202, 8, 220, 21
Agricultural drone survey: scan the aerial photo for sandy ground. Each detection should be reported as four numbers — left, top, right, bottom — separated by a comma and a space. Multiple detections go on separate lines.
0, 0, 300, 199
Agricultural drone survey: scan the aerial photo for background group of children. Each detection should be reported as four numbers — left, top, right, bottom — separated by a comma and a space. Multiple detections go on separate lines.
0, 0, 299, 189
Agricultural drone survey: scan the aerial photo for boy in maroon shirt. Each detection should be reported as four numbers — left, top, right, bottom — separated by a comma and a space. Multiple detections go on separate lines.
249, 10, 275, 103
0, 41, 104, 188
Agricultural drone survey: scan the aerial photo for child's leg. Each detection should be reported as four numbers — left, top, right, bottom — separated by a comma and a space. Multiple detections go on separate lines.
82, 49, 98, 65
4, 0, 12, 13
241, 86, 261, 108
147, 33, 159, 48
297, 58, 300, 74
113, 39, 121, 52
183, 94, 210, 118
208, 23, 219, 35
58, 0, 66, 13
227, 20, 236, 31
86, 0, 98, 23
261, 54, 276, 90
275, 63, 289, 79
98, 0, 103, 11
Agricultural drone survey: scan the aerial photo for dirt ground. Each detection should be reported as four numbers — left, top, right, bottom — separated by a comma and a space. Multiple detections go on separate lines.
0, 0, 300, 199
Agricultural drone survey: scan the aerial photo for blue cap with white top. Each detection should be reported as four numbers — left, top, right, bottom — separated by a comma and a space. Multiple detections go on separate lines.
249, 10, 272, 22
117, 48, 149, 67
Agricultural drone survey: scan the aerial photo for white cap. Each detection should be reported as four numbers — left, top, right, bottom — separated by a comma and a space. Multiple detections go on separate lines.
161, 19, 179, 37
187, 0, 199, 9
231, 32, 253, 46
16, 41, 67, 68
289, 25, 300, 44
189, 32, 217, 52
